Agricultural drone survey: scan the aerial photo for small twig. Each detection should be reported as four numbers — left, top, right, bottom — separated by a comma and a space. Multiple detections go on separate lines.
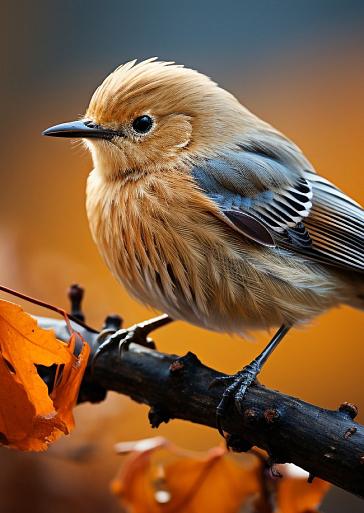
67, 284, 85, 322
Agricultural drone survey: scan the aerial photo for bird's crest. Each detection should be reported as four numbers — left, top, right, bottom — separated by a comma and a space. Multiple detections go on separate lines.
87, 58, 220, 123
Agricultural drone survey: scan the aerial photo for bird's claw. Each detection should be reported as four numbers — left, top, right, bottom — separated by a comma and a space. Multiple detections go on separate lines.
90, 324, 156, 375
213, 362, 260, 437
114, 325, 156, 354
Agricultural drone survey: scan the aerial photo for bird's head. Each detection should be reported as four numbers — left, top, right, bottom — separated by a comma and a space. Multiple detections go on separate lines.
43, 58, 255, 179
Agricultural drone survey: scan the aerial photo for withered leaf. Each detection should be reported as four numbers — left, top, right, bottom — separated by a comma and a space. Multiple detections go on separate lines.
0, 299, 89, 450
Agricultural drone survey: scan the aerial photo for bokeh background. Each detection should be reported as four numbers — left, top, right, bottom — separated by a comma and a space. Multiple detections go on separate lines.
1, 0, 364, 511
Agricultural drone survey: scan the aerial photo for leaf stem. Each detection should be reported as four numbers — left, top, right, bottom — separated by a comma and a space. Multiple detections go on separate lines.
0, 284, 98, 333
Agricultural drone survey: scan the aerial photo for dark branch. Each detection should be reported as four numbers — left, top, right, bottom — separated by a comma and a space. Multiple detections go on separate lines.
37, 316, 364, 499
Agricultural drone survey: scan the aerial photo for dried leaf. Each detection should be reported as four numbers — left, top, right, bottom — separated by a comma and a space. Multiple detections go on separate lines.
111, 437, 261, 513
51, 332, 90, 431
275, 464, 330, 513
111, 438, 330, 513
0, 299, 89, 450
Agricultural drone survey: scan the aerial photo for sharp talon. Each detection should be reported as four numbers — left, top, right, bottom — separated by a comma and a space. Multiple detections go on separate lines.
118, 340, 129, 354
213, 364, 260, 438
209, 374, 235, 389
118, 325, 156, 350
212, 325, 290, 438
235, 385, 249, 415
91, 315, 172, 374
215, 385, 236, 438
118, 331, 134, 354
90, 331, 121, 375
216, 413, 226, 438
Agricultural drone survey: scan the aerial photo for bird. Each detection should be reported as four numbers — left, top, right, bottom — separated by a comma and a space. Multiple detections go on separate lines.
43, 58, 364, 434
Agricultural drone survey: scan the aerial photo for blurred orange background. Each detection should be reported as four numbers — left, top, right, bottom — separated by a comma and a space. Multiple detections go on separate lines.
1, 1, 364, 511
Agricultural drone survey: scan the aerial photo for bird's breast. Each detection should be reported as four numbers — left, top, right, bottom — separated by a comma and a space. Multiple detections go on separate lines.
85, 168, 341, 333
86, 168, 231, 323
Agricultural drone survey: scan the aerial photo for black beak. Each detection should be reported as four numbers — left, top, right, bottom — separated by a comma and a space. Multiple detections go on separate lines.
42, 120, 119, 140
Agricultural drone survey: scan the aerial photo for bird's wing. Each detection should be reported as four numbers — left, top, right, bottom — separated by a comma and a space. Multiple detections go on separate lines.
302, 171, 364, 271
191, 150, 364, 272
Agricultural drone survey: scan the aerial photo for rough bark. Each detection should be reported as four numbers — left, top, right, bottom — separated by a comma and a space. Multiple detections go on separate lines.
37, 316, 364, 498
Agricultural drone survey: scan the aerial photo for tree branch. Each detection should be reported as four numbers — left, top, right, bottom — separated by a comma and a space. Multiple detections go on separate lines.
37, 315, 364, 498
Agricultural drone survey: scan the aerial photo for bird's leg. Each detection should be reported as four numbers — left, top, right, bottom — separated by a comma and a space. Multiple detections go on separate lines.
91, 314, 173, 371
212, 324, 291, 437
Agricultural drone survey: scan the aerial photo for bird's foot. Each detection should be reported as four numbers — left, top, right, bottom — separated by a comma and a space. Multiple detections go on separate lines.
91, 314, 172, 373
118, 326, 156, 355
211, 360, 261, 437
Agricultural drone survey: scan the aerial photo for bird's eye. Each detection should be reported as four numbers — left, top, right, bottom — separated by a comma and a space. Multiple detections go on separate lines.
132, 115, 153, 134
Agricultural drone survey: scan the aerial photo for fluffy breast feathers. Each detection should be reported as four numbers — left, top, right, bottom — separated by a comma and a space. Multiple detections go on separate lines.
86, 167, 349, 333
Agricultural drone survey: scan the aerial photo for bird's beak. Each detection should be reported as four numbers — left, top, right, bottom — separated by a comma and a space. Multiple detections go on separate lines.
42, 120, 120, 140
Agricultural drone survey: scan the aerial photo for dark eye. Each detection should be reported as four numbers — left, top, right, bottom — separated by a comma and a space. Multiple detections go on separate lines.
132, 115, 153, 134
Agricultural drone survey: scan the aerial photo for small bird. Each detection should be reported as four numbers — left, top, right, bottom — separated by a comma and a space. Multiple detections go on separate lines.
43, 58, 364, 432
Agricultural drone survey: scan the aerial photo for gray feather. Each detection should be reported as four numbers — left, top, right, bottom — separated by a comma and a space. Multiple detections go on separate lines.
191, 148, 312, 243
191, 144, 364, 272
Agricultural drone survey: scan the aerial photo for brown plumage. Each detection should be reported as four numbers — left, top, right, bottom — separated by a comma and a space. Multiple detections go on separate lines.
74, 58, 363, 335
43, 58, 364, 428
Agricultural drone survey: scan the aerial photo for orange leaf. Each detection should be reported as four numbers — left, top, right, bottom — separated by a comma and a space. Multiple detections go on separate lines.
111, 437, 261, 513
0, 300, 71, 414
0, 299, 89, 451
275, 464, 331, 513
51, 332, 90, 432
111, 438, 330, 513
